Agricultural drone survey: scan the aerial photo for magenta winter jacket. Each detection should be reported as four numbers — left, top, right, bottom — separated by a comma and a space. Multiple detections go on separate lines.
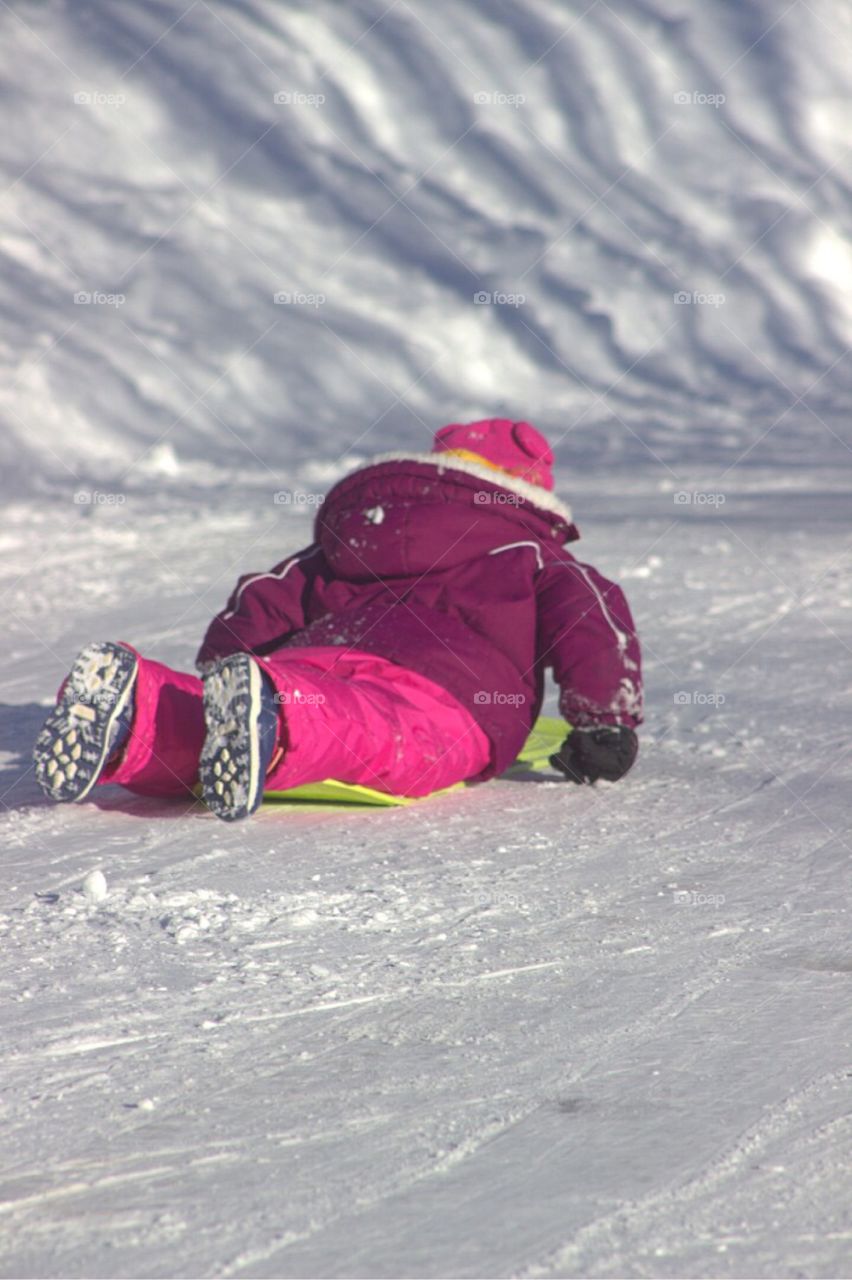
197, 454, 643, 780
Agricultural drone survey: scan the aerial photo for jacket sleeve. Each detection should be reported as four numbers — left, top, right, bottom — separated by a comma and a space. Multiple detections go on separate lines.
536, 551, 643, 728
195, 544, 324, 670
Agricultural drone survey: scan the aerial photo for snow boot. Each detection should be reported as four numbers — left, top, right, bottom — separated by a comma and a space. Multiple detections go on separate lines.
33, 641, 138, 802
199, 653, 279, 822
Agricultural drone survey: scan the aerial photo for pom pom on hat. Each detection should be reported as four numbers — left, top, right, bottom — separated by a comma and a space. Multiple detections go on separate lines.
432, 418, 554, 490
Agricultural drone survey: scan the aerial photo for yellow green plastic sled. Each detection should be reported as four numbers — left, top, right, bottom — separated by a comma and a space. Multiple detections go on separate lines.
262, 714, 569, 807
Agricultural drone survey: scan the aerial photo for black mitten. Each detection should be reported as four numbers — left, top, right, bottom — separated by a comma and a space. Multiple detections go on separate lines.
550, 725, 638, 785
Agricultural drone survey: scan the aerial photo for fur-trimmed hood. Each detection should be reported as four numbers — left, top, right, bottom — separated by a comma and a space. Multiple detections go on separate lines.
367, 452, 574, 522
314, 453, 579, 582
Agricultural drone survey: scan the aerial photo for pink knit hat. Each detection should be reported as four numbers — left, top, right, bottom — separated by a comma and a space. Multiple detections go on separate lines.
432, 418, 555, 491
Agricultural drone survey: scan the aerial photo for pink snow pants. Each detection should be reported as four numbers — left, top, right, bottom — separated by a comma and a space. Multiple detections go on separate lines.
99, 646, 491, 800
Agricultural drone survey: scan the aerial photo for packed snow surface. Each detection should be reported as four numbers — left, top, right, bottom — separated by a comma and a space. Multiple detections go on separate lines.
1, 1, 851, 1277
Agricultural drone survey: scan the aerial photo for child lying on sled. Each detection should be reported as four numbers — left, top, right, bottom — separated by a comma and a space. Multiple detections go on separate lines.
34, 418, 642, 822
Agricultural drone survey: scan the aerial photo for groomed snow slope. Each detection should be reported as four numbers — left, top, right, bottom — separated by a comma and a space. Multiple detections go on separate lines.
1, 2, 852, 1278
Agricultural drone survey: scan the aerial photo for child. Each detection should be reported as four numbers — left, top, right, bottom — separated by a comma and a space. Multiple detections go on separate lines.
34, 418, 642, 822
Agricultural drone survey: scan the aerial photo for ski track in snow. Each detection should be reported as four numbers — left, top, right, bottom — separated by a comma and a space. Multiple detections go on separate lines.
2, 0, 852, 1277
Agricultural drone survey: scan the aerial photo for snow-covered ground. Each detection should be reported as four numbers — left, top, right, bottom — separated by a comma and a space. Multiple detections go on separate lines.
2, 2, 852, 1277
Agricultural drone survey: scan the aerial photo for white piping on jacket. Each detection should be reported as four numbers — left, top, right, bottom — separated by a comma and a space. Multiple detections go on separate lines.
223, 544, 323, 620
489, 542, 627, 653
489, 540, 544, 572
569, 559, 629, 653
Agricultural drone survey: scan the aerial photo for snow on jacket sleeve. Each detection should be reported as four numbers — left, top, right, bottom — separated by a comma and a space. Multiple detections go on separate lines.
536, 551, 643, 728
195, 544, 324, 670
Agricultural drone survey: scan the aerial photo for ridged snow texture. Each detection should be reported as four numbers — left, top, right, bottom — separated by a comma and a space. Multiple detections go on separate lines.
199, 654, 265, 823
33, 643, 137, 803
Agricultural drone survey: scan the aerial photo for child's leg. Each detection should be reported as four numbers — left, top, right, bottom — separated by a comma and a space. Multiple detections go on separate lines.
258, 649, 491, 796
99, 650, 205, 798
